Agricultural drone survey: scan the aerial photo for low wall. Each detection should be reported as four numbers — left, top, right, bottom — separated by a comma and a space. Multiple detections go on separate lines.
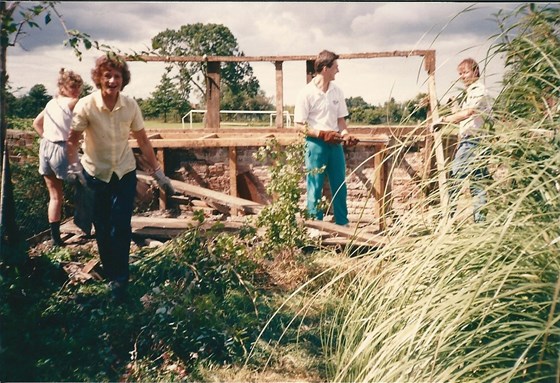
6, 129, 439, 222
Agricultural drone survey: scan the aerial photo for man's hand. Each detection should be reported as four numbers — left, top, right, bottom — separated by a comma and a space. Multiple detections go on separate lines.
431, 117, 447, 132
342, 135, 360, 147
153, 168, 175, 195
318, 130, 343, 144
67, 162, 86, 186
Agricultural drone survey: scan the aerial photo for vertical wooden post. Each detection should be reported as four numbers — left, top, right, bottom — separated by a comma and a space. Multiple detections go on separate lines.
206, 61, 221, 129
373, 143, 387, 231
229, 146, 238, 216
306, 60, 315, 84
157, 149, 167, 210
274, 61, 284, 128
423, 50, 449, 209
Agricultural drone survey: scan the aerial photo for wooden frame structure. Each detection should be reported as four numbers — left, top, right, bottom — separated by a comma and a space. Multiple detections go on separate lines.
126, 51, 445, 232
129, 50, 439, 130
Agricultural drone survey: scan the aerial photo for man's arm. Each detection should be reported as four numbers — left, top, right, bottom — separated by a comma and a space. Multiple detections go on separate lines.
338, 117, 359, 146
67, 129, 83, 165
131, 128, 160, 172
442, 107, 477, 124
132, 128, 175, 194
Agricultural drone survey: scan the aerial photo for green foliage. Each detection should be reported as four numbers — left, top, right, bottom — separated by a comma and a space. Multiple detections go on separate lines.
1, 223, 276, 381
347, 94, 429, 125
9, 148, 74, 239
253, 138, 310, 255
12, 83, 50, 118
142, 71, 190, 122
150, 23, 272, 111
7, 117, 33, 131
311, 3, 560, 382
492, 3, 560, 118
131, 225, 266, 366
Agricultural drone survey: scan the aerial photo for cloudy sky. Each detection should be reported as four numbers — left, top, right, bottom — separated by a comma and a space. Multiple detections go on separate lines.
9, 2, 528, 107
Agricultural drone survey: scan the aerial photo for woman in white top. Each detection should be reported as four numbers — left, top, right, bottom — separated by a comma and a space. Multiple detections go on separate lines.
33, 68, 83, 246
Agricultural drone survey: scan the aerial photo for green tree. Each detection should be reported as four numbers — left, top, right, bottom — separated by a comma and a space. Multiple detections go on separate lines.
16, 84, 50, 118
346, 96, 370, 109
145, 72, 189, 122
401, 92, 429, 123
382, 97, 402, 124
151, 23, 272, 111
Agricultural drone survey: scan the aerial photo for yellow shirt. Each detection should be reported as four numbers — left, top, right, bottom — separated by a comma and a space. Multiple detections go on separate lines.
72, 90, 144, 182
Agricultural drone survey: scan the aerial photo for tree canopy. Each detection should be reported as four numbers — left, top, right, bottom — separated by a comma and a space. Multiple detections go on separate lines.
151, 23, 271, 111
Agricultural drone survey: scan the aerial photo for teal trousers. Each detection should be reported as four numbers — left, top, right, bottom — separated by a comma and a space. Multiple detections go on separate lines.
305, 137, 349, 225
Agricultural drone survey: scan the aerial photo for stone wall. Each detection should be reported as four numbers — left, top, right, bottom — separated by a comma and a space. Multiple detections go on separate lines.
163, 143, 423, 221
6, 129, 432, 222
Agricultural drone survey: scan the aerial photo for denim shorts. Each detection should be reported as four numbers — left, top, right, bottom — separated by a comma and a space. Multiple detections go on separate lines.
38, 138, 68, 179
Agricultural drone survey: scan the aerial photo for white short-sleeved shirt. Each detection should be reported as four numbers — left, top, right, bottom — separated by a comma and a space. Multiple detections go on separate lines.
42, 96, 75, 142
294, 78, 349, 132
72, 90, 144, 182
459, 79, 493, 139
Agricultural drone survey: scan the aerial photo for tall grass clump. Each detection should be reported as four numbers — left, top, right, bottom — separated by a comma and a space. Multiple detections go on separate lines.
316, 3, 560, 382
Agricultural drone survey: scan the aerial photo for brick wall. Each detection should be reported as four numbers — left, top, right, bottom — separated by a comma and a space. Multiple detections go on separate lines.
5, 129, 38, 164
6, 129, 432, 221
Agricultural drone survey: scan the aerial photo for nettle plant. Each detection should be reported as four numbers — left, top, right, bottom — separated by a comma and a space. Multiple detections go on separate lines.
253, 138, 310, 255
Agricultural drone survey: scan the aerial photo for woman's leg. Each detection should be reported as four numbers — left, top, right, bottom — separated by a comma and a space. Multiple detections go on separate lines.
43, 174, 64, 245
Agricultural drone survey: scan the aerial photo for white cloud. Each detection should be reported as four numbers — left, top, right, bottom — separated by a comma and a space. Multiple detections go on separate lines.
8, 2, 527, 106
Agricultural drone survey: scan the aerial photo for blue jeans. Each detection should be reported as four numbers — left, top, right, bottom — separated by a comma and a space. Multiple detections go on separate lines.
83, 169, 137, 284
305, 137, 349, 225
448, 140, 490, 222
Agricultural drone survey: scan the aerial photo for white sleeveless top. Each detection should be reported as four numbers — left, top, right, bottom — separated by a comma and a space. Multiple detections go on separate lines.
42, 96, 74, 142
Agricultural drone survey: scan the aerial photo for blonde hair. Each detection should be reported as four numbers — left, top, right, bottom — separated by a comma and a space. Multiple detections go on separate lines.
57, 68, 83, 95
458, 58, 480, 78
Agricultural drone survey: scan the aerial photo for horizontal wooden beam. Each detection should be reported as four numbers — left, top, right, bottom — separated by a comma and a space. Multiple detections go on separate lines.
130, 135, 391, 149
126, 50, 434, 63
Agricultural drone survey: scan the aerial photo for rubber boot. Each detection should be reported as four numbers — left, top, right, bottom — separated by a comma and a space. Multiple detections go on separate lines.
50, 221, 64, 246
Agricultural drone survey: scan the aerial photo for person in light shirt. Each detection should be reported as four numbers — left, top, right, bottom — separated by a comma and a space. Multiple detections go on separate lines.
67, 54, 174, 301
33, 68, 83, 246
294, 50, 359, 226
433, 58, 493, 223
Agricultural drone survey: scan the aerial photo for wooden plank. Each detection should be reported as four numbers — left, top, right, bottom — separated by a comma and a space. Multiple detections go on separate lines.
373, 146, 386, 231
131, 216, 248, 239
130, 137, 299, 149
138, 174, 265, 214
425, 51, 449, 209
127, 50, 434, 64
139, 126, 425, 137
131, 135, 391, 149
304, 220, 388, 247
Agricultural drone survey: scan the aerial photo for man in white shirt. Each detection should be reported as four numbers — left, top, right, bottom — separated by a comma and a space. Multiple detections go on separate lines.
294, 50, 358, 226
433, 58, 493, 223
